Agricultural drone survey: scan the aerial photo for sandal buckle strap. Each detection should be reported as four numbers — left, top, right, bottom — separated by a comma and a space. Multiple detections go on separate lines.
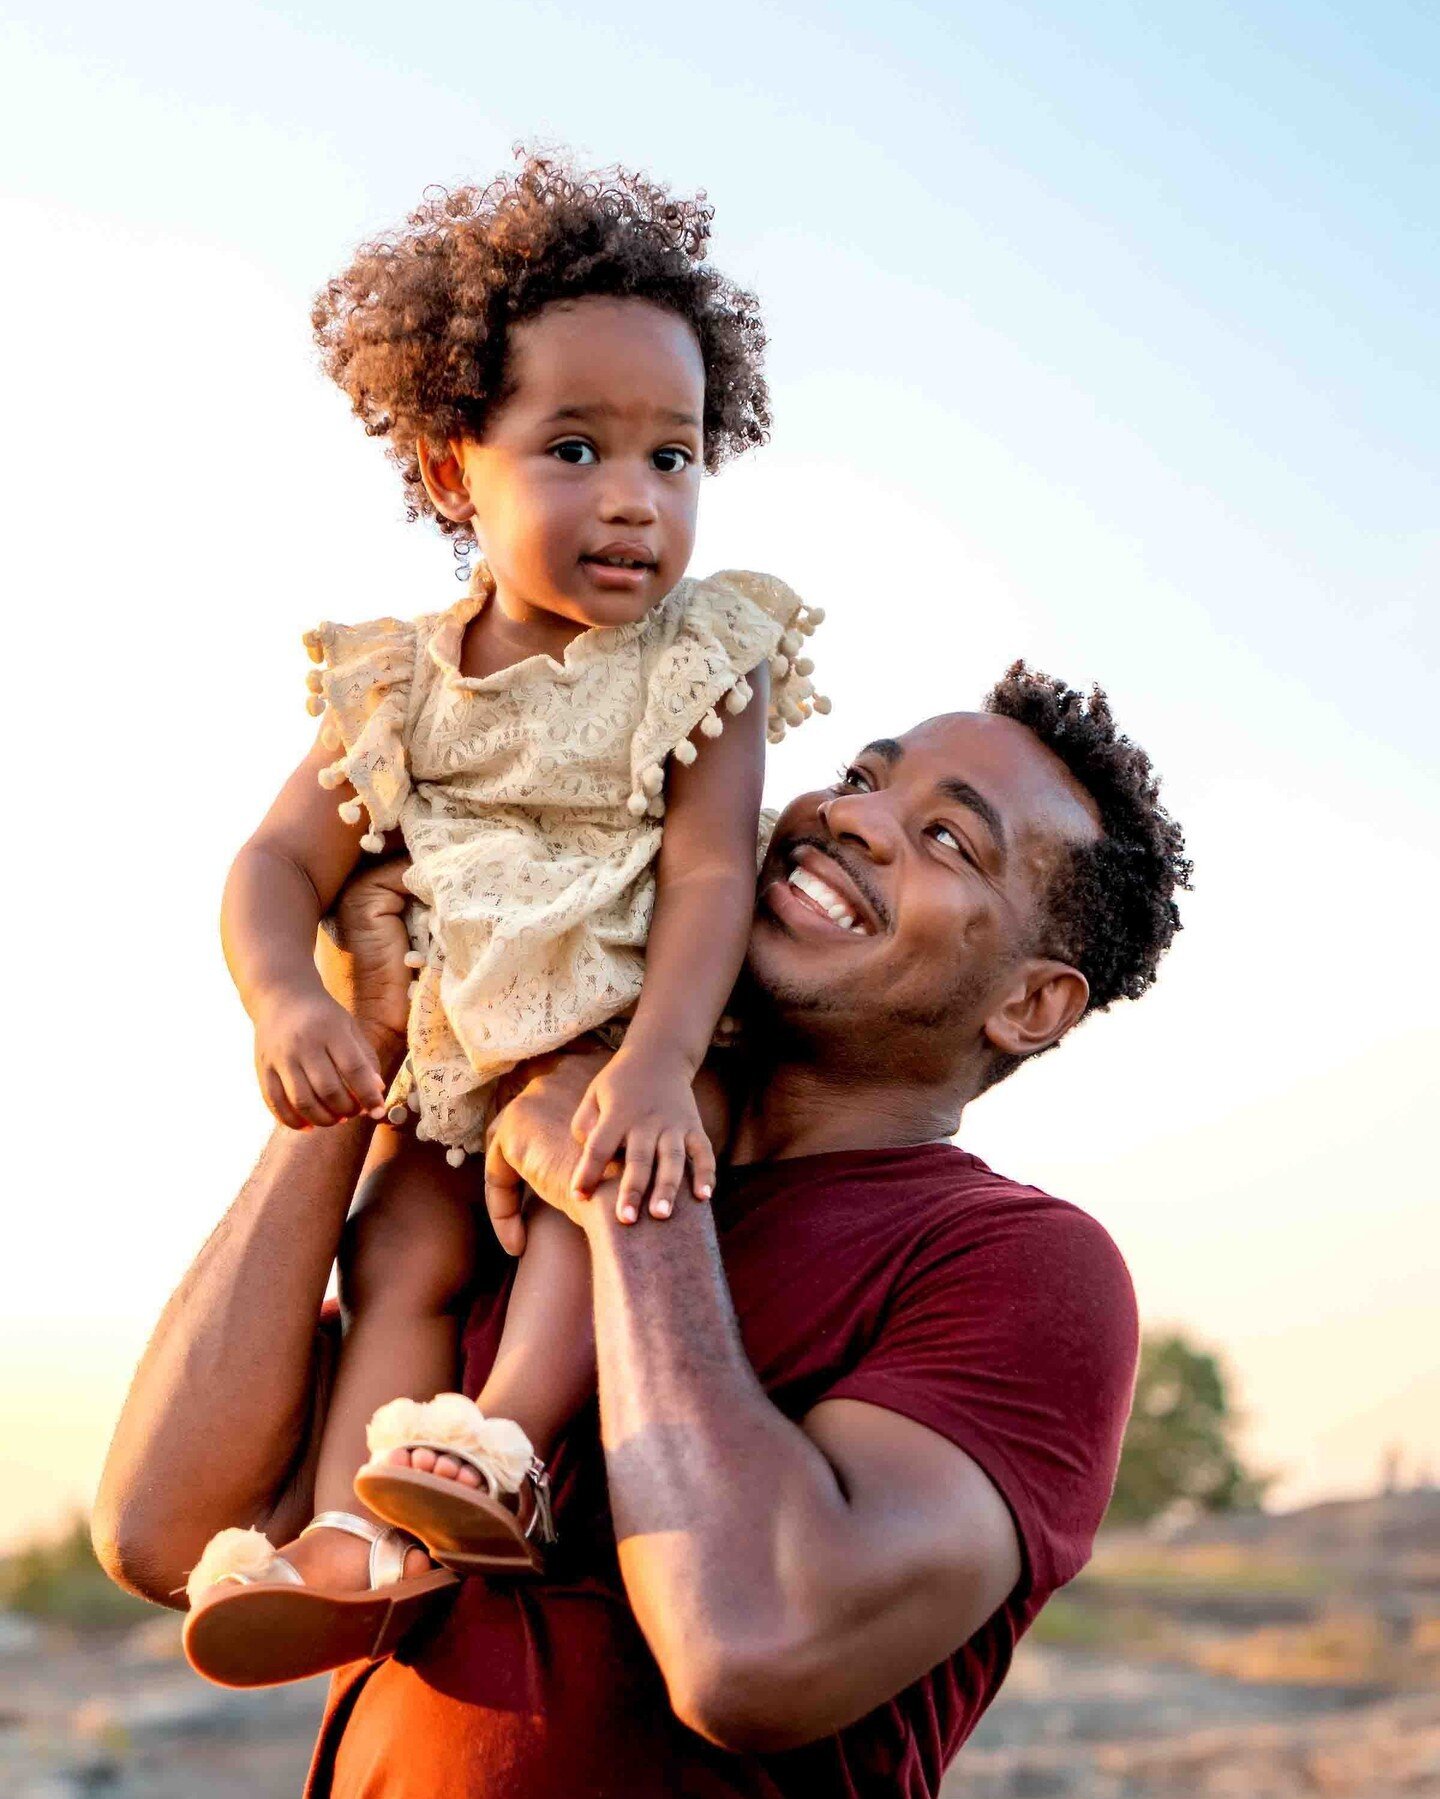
524, 1457, 558, 1546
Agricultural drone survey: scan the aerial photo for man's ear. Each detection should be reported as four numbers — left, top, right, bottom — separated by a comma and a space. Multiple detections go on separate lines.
416, 437, 476, 525
982, 959, 1090, 1063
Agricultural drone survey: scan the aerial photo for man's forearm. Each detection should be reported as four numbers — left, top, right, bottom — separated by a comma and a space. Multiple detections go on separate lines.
92, 1120, 371, 1606
584, 1196, 865, 1749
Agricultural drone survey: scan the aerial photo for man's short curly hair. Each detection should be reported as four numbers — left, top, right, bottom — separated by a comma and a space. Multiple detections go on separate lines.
982, 661, 1192, 1085
312, 150, 770, 541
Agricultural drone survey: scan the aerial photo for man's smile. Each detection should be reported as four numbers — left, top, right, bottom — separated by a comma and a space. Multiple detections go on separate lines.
763, 840, 886, 939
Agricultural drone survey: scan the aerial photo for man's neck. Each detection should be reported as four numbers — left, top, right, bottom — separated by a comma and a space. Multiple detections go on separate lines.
728, 1057, 965, 1167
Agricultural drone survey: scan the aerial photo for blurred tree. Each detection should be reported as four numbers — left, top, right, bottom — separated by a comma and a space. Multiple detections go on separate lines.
1, 1514, 151, 1628
1107, 1331, 1270, 1526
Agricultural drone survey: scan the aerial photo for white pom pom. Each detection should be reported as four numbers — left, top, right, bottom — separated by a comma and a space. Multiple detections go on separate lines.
641, 763, 664, 796
780, 630, 802, 658
647, 796, 666, 818
724, 684, 749, 715
387, 1104, 409, 1127
185, 1527, 279, 1608
813, 694, 833, 714
700, 711, 723, 739
305, 669, 324, 694
318, 763, 346, 790
769, 654, 790, 680
360, 831, 386, 854
780, 698, 804, 727
805, 606, 826, 626
407, 981, 419, 1002
338, 800, 362, 826
673, 737, 698, 765
321, 722, 341, 750
404, 950, 425, 969
794, 657, 814, 676
302, 629, 324, 664
305, 694, 325, 717
446, 1146, 466, 1168
627, 790, 648, 818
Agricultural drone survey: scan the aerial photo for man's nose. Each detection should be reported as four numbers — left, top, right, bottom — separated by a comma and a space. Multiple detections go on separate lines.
816, 790, 898, 863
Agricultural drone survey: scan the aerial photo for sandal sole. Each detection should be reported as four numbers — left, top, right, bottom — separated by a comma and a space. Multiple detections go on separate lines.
182, 1568, 458, 1688
354, 1465, 544, 1575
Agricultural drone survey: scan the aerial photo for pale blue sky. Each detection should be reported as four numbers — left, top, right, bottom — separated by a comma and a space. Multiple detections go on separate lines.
1, 0, 1435, 1541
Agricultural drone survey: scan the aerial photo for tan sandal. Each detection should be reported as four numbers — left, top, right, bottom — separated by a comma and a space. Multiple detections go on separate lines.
353, 1394, 558, 1576
182, 1510, 457, 1688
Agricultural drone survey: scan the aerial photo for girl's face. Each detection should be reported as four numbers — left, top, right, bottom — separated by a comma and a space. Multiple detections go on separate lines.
431, 296, 706, 630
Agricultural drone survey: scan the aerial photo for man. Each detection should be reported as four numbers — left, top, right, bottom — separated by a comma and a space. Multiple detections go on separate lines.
94, 663, 1189, 1797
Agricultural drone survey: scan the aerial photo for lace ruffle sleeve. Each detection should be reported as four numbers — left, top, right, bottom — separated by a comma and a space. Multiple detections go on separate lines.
626, 571, 828, 819
301, 616, 418, 850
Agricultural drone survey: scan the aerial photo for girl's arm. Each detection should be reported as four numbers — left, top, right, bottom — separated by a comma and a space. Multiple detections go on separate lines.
569, 664, 770, 1219
222, 734, 390, 1128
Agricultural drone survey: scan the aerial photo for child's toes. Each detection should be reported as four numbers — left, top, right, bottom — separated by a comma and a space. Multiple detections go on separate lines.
455, 1463, 481, 1489
409, 1447, 438, 1474
431, 1454, 463, 1481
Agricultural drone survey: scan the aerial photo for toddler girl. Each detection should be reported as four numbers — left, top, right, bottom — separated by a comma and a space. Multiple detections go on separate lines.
180, 154, 826, 1688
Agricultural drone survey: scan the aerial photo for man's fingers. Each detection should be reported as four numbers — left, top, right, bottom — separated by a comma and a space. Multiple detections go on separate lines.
616, 1129, 659, 1224
686, 1130, 717, 1202
261, 1066, 308, 1133
483, 1133, 528, 1257
648, 1130, 687, 1219
571, 1088, 600, 1148
573, 1118, 625, 1198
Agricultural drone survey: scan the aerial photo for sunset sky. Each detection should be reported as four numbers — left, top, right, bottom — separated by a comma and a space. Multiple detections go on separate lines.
1, 0, 1436, 1548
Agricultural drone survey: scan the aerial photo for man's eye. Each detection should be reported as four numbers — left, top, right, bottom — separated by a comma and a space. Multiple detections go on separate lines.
928, 823, 971, 860
834, 765, 872, 792
550, 440, 598, 466
652, 447, 692, 474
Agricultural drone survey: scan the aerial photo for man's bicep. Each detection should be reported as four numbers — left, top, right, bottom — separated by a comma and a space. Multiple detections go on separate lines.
801, 1397, 1021, 1676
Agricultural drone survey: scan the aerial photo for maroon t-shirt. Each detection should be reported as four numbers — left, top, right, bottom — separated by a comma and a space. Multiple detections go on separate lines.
306, 1144, 1137, 1798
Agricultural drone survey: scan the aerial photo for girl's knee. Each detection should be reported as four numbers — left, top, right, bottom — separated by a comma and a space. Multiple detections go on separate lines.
340, 1177, 478, 1319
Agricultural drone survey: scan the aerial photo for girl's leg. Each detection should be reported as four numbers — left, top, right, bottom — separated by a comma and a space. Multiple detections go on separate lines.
280, 1125, 480, 1589
471, 1203, 596, 1461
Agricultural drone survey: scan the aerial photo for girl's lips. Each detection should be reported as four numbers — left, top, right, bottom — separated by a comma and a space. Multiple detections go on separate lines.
580, 559, 653, 592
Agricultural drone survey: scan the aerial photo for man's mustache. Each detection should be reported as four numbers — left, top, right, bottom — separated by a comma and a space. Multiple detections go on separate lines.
769, 832, 892, 932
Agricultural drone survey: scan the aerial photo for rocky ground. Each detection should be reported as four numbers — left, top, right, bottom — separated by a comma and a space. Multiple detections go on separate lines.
5, 1492, 1438, 1797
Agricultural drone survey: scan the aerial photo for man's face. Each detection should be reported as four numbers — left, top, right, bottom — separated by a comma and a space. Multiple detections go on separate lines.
750, 713, 1103, 1074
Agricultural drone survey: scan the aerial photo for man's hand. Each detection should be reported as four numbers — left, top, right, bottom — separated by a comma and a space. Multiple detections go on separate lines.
484, 1044, 613, 1256
315, 856, 414, 1076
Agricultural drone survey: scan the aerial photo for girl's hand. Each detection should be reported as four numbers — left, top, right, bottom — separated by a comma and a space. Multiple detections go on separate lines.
253, 986, 389, 1130
569, 1045, 717, 1223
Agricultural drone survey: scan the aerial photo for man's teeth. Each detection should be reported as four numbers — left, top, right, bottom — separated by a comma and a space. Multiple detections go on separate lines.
788, 865, 867, 933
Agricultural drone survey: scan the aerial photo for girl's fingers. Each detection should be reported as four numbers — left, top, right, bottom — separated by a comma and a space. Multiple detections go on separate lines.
573, 1118, 625, 1198
302, 1052, 356, 1124
333, 1033, 387, 1116
686, 1129, 717, 1202
482, 1132, 528, 1257
285, 1063, 341, 1129
261, 1066, 308, 1133
648, 1130, 687, 1219
571, 1088, 601, 1147
616, 1129, 659, 1224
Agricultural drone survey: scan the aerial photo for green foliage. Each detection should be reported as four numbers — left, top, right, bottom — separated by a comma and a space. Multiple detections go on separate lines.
1108, 1331, 1270, 1527
0, 1514, 153, 1630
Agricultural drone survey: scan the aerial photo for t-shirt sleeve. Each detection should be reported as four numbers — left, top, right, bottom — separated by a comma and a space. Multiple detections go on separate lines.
823, 1196, 1139, 1596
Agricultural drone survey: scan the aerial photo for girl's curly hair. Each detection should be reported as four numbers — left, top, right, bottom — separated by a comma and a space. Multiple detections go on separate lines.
312, 150, 771, 541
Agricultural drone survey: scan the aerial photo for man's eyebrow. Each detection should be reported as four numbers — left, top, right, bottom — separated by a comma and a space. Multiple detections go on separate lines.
937, 779, 1007, 852
859, 738, 904, 765
544, 403, 702, 427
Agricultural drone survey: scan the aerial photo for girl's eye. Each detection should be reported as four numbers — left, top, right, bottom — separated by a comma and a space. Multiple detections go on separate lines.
550, 439, 598, 466
652, 447, 692, 474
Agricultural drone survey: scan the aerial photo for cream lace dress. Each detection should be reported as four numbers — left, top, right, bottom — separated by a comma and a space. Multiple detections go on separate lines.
302, 566, 826, 1162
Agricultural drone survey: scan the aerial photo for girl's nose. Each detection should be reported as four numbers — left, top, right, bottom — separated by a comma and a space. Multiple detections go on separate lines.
600, 471, 659, 525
